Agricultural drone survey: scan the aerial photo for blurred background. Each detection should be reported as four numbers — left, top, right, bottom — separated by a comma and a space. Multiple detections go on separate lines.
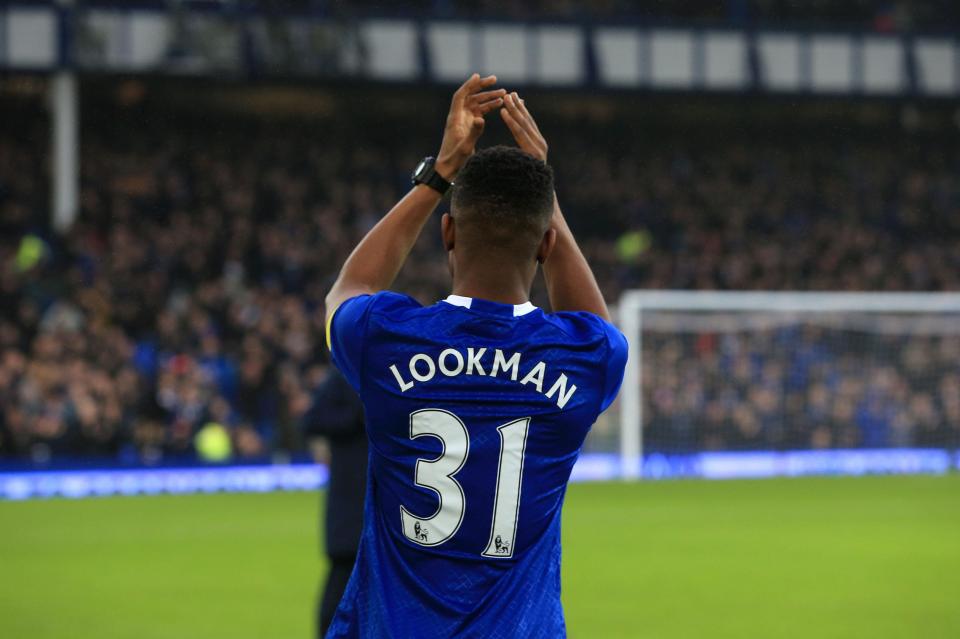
0, 3, 959, 637
2, 0, 960, 481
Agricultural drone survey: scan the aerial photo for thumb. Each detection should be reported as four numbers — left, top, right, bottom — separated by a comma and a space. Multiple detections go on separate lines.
467, 116, 485, 141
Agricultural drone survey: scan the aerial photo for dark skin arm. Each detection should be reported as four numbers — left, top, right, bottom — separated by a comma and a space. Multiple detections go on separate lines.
499, 92, 611, 322
325, 74, 505, 319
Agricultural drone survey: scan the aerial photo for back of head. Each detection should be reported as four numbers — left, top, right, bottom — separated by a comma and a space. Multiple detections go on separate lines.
451, 146, 555, 260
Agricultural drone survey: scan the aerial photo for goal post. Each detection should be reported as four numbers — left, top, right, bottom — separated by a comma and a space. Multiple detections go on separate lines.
616, 290, 960, 480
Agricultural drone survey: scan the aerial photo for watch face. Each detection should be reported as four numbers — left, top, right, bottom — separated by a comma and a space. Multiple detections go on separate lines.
413, 160, 427, 178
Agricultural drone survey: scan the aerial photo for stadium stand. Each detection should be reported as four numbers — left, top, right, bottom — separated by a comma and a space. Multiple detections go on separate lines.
251, 0, 960, 29
1, 90, 958, 463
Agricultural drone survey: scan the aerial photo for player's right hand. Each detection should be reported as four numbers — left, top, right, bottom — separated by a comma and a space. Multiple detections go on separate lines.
500, 92, 548, 162
435, 74, 506, 180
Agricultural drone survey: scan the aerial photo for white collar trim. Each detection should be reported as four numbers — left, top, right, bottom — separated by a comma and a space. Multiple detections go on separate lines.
444, 294, 473, 309
443, 295, 537, 317
512, 302, 537, 317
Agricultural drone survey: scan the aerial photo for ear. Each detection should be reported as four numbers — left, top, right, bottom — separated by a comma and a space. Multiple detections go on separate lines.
441, 213, 456, 252
536, 227, 557, 264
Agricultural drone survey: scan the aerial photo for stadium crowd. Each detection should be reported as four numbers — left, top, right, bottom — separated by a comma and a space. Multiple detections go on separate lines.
644, 323, 960, 452
1, 96, 959, 463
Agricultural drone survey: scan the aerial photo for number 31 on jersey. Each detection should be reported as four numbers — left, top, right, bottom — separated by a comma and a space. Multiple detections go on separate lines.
399, 409, 530, 559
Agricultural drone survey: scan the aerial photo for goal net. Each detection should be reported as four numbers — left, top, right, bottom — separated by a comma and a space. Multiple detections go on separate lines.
608, 291, 960, 479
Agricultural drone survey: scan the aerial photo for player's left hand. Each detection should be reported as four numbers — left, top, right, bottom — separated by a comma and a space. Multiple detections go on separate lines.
500, 91, 548, 162
436, 74, 505, 180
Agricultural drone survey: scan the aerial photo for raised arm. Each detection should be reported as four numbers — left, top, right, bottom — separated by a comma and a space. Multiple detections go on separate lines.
499, 93, 611, 321
325, 74, 505, 318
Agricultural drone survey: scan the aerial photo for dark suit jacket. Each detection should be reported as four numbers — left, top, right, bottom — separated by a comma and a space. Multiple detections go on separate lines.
303, 369, 368, 557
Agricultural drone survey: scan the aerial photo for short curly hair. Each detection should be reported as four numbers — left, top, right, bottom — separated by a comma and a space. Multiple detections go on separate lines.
451, 146, 554, 256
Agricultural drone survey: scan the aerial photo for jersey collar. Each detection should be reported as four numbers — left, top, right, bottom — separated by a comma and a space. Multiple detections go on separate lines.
443, 294, 537, 317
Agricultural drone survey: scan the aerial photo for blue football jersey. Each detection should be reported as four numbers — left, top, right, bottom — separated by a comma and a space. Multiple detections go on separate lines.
326, 292, 627, 638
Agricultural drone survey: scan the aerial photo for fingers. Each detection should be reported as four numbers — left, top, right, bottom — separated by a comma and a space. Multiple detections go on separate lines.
502, 93, 547, 160
503, 92, 535, 135
454, 73, 479, 97
454, 73, 498, 103
500, 106, 536, 148
513, 93, 542, 134
469, 89, 506, 114
455, 77, 505, 118
468, 88, 507, 104
502, 92, 524, 119
476, 97, 504, 115
472, 74, 498, 90
504, 91, 543, 138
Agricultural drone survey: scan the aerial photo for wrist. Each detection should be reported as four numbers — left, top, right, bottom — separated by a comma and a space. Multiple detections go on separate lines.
434, 154, 463, 181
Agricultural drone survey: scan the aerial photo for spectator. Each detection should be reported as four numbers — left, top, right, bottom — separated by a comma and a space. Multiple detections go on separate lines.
0, 94, 958, 463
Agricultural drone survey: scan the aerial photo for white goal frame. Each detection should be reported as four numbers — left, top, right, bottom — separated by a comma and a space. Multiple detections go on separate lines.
616, 290, 960, 480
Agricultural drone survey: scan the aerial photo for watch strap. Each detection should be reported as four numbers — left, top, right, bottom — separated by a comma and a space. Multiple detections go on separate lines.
413, 157, 452, 195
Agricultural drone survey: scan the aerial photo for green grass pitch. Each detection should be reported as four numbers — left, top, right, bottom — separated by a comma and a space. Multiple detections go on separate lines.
2, 475, 958, 638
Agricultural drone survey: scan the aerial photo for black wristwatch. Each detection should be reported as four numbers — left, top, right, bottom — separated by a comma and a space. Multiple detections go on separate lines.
411, 157, 452, 195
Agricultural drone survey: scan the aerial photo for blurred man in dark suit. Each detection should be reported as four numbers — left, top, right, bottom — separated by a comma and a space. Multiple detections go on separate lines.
302, 368, 367, 638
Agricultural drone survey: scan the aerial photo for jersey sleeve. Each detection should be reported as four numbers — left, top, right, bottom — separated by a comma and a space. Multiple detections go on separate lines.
598, 319, 628, 413
326, 291, 423, 393
326, 294, 378, 392
551, 311, 629, 414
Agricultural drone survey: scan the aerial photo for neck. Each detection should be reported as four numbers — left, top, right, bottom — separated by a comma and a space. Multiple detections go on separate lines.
451, 261, 533, 306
